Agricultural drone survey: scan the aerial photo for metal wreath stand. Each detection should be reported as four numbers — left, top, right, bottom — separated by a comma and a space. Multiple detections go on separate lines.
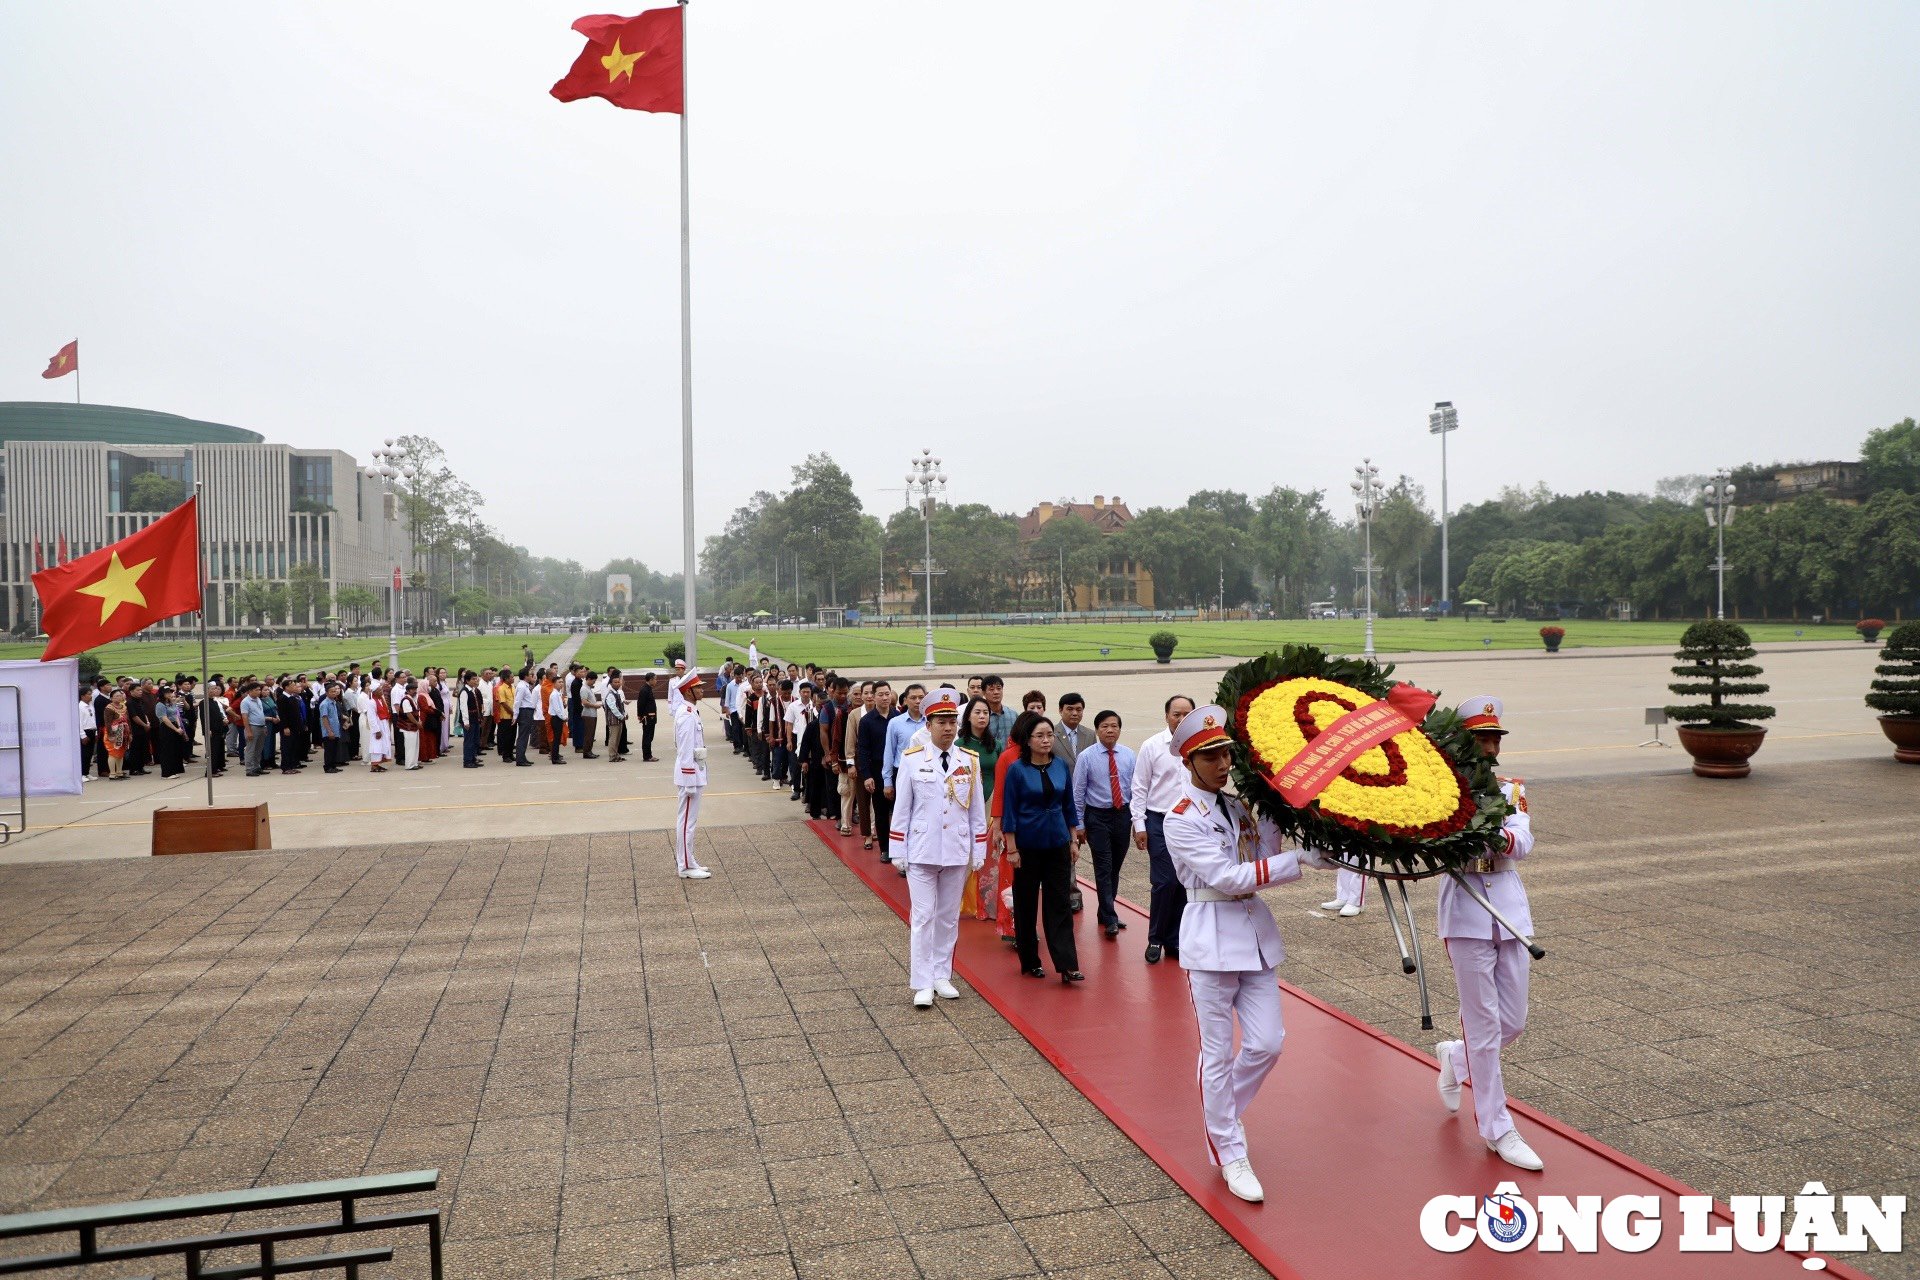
1316, 847, 1545, 1032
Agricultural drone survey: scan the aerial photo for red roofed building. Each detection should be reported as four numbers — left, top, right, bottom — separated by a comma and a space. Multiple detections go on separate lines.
1016, 495, 1155, 610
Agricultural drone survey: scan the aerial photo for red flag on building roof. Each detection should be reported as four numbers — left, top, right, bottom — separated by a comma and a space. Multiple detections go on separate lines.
42, 341, 78, 379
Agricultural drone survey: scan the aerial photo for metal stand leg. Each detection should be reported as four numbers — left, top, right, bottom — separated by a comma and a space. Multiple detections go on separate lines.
1374, 873, 1415, 975
1443, 870, 1546, 958
1395, 879, 1434, 1031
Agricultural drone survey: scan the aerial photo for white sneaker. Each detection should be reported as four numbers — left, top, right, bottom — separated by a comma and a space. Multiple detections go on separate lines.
933, 980, 960, 1000
1435, 1041, 1462, 1112
678, 867, 711, 880
1320, 897, 1347, 911
912, 988, 934, 1009
1339, 902, 1362, 917
1221, 1157, 1264, 1203
1489, 1129, 1544, 1171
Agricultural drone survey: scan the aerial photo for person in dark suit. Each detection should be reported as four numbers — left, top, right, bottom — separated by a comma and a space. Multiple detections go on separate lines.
856, 680, 897, 862
634, 673, 659, 761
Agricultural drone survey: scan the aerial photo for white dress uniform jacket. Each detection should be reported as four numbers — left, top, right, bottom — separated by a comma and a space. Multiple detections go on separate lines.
674, 701, 707, 788
1162, 779, 1319, 971
1436, 777, 1534, 939
890, 743, 988, 866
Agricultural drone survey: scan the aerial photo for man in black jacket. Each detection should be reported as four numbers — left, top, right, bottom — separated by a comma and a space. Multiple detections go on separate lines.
856, 680, 896, 862
634, 673, 659, 761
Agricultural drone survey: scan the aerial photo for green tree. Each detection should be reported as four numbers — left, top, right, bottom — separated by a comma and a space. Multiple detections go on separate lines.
1250, 487, 1334, 616
1030, 514, 1106, 609
335, 584, 379, 627
287, 561, 328, 624
782, 453, 868, 605
1369, 477, 1436, 611
451, 586, 493, 628
236, 577, 287, 626
1862, 417, 1920, 493
127, 473, 185, 512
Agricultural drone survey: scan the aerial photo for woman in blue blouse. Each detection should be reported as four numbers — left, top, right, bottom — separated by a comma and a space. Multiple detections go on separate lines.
999, 718, 1084, 983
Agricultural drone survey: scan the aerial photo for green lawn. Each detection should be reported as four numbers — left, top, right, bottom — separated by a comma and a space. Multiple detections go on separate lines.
574, 631, 994, 672
53, 632, 574, 682
622, 618, 1859, 671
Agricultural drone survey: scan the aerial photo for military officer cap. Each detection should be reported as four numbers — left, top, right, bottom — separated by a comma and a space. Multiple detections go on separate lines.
923, 687, 964, 719
673, 665, 702, 692
1456, 695, 1506, 734
1173, 703, 1233, 759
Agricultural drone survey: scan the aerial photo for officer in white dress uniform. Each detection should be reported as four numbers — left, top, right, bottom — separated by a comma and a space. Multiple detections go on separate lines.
1320, 863, 1367, 917
1432, 695, 1541, 1171
1163, 703, 1330, 1204
889, 688, 987, 1009
671, 667, 712, 880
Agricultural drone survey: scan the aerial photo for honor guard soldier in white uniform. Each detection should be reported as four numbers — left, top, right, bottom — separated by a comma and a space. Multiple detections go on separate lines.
671, 667, 712, 880
1433, 695, 1540, 1170
889, 688, 987, 1009
1320, 863, 1367, 917
1163, 703, 1330, 1204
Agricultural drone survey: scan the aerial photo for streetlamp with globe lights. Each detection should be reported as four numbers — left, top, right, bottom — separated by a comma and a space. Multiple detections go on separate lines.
1428, 401, 1459, 614
906, 449, 947, 671
1351, 458, 1382, 657
368, 442, 417, 670
1702, 475, 1737, 620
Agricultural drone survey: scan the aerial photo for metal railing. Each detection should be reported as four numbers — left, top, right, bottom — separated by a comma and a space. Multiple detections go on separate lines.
0, 1169, 442, 1279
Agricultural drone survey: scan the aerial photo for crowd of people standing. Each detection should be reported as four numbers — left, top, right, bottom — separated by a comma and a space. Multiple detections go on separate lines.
76, 661, 665, 782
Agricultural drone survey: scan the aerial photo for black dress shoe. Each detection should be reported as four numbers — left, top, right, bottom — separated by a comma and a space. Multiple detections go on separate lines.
1103, 924, 1119, 939
1022, 966, 1046, 979
1061, 971, 1085, 984
1145, 943, 1163, 964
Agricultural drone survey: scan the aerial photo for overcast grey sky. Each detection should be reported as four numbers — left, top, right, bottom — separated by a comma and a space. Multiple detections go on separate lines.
4, 2, 1915, 569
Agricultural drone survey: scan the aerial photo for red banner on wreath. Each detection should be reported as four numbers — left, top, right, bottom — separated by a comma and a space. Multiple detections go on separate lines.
1270, 682, 1438, 807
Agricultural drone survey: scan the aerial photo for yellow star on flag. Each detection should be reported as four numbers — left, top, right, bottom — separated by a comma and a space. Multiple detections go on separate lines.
75, 552, 156, 624
602, 38, 645, 82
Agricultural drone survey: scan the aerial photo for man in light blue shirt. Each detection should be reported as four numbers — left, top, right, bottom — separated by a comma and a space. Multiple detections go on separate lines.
882, 683, 928, 794
1071, 709, 1137, 937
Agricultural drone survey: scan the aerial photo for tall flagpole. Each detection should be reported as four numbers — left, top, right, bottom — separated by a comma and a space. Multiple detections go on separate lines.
677, 0, 698, 670
192, 479, 214, 806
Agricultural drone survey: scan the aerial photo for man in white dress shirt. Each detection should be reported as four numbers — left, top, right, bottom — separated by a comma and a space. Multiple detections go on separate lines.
889, 687, 986, 1009
1130, 694, 1195, 963
1163, 702, 1330, 1204
1432, 695, 1542, 1171
671, 667, 712, 880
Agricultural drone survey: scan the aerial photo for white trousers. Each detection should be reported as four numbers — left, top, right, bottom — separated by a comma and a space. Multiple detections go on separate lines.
906, 862, 968, 991
1443, 936, 1531, 1142
400, 729, 420, 768
1187, 967, 1285, 1166
675, 787, 706, 873
1335, 866, 1368, 906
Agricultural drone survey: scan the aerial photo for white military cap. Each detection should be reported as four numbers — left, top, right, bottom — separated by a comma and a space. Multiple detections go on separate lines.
673, 666, 702, 691
1172, 703, 1233, 758
923, 687, 964, 718
1455, 695, 1506, 734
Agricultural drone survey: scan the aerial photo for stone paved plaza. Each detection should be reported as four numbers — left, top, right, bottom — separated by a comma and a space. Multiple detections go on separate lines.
1, 647, 1916, 1278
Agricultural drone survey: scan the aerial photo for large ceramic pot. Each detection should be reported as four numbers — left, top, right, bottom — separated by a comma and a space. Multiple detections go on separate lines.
1880, 716, 1920, 764
1675, 724, 1768, 778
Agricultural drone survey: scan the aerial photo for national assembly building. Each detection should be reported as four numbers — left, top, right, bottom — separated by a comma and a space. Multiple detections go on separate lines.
0, 402, 413, 636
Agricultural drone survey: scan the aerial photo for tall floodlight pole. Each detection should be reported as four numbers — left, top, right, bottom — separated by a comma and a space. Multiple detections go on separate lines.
906, 449, 947, 671
1702, 475, 1737, 621
1428, 401, 1459, 614
1352, 459, 1381, 657
370, 444, 416, 671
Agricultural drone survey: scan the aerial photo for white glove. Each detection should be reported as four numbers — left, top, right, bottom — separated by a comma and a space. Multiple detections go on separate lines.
693, 747, 707, 763
1297, 845, 1335, 871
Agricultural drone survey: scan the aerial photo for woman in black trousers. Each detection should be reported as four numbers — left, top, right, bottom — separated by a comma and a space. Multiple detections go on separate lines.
999, 720, 1084, 984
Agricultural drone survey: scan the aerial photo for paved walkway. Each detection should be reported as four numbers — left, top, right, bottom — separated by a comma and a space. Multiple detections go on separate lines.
0, 757, 1915, 1277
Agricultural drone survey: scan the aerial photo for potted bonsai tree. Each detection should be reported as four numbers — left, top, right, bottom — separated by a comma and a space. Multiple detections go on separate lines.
1665, 620, 1776, 778
1539, 625, 1565, 653
1149, 630, 1179, 664
1866, 621, 1920, 763
1857, 618, 1886, 644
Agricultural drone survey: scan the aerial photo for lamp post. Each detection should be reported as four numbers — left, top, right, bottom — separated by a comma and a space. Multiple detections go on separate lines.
369, 443, 417, 671
905, 448, 946, 671
1701, 475, 1737, 621
1351, 458, 1382, 657
1428, 401, 1458, 615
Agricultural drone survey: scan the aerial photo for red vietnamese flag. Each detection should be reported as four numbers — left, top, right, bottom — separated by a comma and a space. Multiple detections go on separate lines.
33, 498, 203, 661
550, 8, 683, 113
56, 534, 68, 565
42, 340, 78, 379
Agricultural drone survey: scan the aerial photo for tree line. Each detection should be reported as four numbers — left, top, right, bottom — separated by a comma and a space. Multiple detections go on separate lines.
700, 418, 1920, 622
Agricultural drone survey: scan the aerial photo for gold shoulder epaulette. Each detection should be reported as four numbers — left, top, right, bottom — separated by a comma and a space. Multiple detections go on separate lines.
903, 745, 924, 756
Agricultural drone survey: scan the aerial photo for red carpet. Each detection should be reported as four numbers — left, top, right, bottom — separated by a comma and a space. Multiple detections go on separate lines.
810, 821, 1868, 1278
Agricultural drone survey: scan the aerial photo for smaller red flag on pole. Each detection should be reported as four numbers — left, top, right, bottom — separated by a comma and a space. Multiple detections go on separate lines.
33, 541, 44, 573
56, 534, 68, 565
